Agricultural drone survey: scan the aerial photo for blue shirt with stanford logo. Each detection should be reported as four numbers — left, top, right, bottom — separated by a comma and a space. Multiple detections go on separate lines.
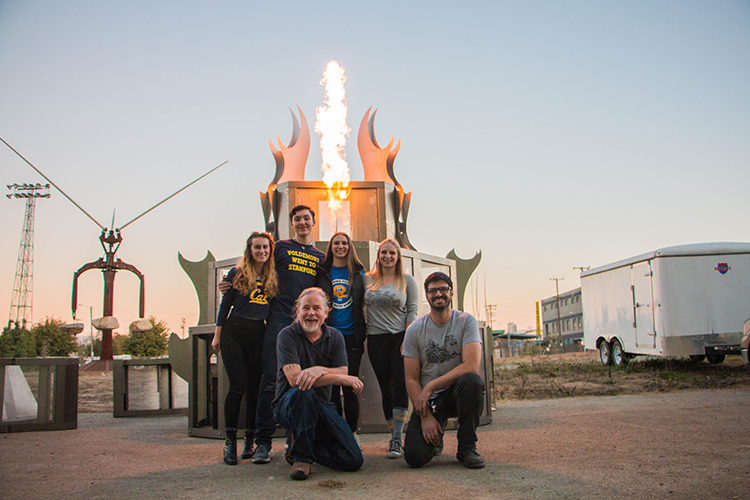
215, 267, 270, 326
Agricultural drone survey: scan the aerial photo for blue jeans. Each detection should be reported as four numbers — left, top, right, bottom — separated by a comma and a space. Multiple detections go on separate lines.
275, 388, 363, 471
255, 315, 290, 445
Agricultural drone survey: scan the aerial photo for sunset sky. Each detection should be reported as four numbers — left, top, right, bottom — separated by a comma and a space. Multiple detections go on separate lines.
1, 1, 748, 340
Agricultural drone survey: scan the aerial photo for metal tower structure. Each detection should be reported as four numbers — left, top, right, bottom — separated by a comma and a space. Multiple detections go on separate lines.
7, 183, 50, 328
2, 135, 226, 365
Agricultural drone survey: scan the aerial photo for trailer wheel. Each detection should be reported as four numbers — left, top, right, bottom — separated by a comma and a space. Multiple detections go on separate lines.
689, 355, 705, 363
611, 340, 629, 366
707, 354, 725, 364
599, 341, 612, 366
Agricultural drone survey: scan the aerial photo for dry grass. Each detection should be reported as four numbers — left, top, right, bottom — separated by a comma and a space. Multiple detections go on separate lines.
78, 371, 113, 413
77, 351, 750, 413
493, 351, 750, 402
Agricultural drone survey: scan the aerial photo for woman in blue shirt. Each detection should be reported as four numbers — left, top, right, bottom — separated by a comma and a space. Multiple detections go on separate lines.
317, 231, 366, 448
212, 232, 278, 465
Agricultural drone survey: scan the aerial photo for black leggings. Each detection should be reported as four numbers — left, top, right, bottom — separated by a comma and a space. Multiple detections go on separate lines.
330, 334, 364, 432
221, 316, 265, 430
367, 331, 408, 420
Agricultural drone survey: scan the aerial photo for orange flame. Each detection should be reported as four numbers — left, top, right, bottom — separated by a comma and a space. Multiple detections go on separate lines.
315, 61, 351, 225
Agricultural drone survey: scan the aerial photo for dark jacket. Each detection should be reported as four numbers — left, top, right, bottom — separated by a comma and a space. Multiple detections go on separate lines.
316, 262, 367, 348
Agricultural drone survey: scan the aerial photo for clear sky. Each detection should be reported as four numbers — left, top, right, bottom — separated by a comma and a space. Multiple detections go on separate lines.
1, 1, 748, 339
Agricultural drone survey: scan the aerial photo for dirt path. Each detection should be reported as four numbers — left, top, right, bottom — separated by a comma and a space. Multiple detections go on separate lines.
3, 388, 749, 500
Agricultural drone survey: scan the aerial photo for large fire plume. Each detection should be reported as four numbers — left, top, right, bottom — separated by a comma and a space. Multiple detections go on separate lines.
314, 61, 351, 231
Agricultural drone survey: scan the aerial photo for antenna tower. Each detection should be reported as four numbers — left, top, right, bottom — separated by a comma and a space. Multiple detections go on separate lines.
7, 183, 50, 328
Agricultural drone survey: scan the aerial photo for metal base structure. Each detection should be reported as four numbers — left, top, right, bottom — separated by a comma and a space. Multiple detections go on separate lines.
0, 357, 78, 433
186, 325, 286, 439
113, 358, 188, 418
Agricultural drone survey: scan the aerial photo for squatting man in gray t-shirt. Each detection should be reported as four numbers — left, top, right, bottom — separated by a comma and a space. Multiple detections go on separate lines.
401, 272, 486, 469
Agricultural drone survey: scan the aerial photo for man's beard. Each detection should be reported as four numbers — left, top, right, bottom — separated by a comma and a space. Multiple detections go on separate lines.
301, 319, 321, 334
430, 301, 450, 313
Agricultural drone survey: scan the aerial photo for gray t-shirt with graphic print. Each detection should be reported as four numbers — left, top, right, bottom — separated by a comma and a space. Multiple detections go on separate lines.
364, 274, 419, 335
402, 310, 482, 395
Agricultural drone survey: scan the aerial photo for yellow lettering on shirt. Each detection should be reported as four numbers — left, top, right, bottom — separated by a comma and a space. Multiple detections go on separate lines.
248, 287, 268, 305
289, 264, 318, 275
287, 250, 321, 263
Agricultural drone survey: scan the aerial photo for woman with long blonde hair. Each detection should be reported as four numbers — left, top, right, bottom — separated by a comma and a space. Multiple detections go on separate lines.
364, 238, 418, 459
212, 232, 278, 465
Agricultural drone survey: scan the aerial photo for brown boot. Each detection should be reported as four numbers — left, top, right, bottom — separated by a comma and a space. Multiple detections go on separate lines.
289, 462, 311, 480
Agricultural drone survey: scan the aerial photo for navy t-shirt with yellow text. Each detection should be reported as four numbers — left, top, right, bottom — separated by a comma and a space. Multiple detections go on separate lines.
215, 267, 269, 326
270, 239, 326, 323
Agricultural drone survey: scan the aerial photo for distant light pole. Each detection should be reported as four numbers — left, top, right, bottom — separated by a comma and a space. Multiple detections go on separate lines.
78, 304, 94, 358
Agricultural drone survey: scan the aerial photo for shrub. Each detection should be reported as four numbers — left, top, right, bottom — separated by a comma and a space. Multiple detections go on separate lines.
32, 318, 77, 357
122, 316, 169, 357
0, 324, 37, 357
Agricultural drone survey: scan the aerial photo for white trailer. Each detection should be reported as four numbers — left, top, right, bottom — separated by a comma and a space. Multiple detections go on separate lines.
581, 242, 750, 365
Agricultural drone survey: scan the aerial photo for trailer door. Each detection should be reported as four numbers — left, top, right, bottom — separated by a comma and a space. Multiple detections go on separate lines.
632, 261, 656, 348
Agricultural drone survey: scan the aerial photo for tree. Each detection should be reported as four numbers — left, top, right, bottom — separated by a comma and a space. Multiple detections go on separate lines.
31, 318, 77, 357
112, 333, 127, 356
122, 316, 169, 357
0, 324, 36, 357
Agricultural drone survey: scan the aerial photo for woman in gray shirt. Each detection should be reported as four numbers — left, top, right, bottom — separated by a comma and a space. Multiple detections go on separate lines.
364, 238, 418, 459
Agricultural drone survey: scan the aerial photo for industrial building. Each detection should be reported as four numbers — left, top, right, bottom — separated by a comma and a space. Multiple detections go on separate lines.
541, 287, 583, 352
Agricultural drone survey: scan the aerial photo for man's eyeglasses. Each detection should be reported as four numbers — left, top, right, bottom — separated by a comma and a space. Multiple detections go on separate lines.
426, 286, 451, 295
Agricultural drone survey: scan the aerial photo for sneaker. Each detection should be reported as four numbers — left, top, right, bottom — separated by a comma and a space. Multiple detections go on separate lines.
252, 443, 273, 464
387, 438, 403, 459
289, 462, 311, 480
433, 439, 444, 457
456, 448, 485, 469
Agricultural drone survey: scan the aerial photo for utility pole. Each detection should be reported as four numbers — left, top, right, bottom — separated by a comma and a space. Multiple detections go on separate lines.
573, 266, 590, 274
550, 277, 564, 350
484, 304, 496, 330
7, 183, 50, 328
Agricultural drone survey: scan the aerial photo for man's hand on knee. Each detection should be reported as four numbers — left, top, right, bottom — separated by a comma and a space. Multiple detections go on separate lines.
421, 412, 443, 446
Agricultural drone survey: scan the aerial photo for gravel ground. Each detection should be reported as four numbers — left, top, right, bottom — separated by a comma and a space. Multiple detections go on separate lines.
2, 388, 749, 500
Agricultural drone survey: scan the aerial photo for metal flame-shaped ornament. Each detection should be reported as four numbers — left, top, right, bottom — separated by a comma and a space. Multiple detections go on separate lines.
261, 106, 311, 238
357, 107, 416, 250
